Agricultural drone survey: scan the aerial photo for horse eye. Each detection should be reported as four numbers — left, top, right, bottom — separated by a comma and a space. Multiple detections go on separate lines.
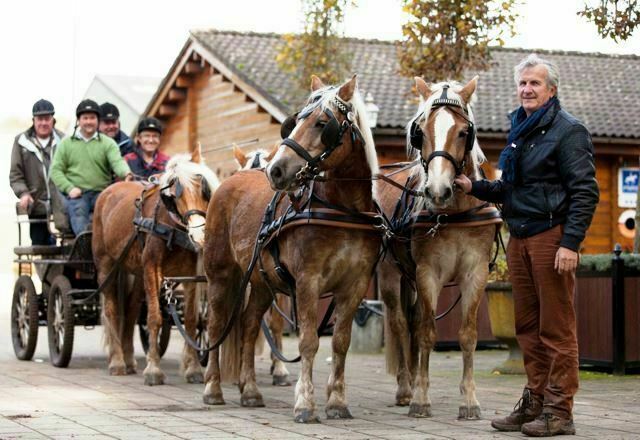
315, 120, 327, 128
459, 130, 468, 138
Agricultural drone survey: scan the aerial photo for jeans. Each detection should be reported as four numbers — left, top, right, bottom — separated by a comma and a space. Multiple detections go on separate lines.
507, 225, 578, 419
66, 190, 100, 235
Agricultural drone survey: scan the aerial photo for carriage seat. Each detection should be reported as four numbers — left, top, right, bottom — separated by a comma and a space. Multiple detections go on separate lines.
13, 244, 71, 256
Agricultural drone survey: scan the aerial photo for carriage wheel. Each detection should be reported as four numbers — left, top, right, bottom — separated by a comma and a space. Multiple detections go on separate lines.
11, 276, 39, 360
47, 275, 75, 368
138, 303, 171, 358
197, 291, 209, 367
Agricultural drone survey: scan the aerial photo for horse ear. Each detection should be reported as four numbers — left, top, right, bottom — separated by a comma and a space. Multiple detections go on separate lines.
337, 74, 357, 101
265, 142, 279, 162
310, 75, 325, 91
415, 77, 431, 99
458, 75, 479, 104
191, 142, 203, 164
232, 144, 247, 168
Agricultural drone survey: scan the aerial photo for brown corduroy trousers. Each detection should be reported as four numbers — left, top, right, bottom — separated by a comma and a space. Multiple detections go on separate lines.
506, 225, 578, 419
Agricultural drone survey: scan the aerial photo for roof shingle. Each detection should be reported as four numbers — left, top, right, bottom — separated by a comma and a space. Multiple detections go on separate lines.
192, 30, 640, 139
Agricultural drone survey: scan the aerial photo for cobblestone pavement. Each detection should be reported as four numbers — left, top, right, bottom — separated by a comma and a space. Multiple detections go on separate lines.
1, 308, 639, 440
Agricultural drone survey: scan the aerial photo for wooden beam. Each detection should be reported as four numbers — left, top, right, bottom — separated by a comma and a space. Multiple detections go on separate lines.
176, 76, 192, 88
167, 88, 187, 103
184, 61, 203, 75
158, 104, 177, 117
191, 52, 201, 62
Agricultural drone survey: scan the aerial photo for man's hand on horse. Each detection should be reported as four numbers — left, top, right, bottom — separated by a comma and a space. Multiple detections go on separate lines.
454, 174, 472, 194
555, 246, 578, 275
124, 173, 135, 182
68, 187, 82, 199
19, 193, 34, 210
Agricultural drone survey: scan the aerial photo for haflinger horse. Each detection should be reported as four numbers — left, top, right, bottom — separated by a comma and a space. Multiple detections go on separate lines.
92, 146, 220, 385
232, 143, 292, 387
202, 75, 382, 423
379, 76, 501, 419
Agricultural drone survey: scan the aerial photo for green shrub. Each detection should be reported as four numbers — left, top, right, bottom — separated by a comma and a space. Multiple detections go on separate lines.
579, 253, 640, 272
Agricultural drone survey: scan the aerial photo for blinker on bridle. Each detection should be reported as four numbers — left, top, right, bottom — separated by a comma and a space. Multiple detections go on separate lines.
160, 176, 211, 226
409, 84, 476, 176
280, 94, 364, 182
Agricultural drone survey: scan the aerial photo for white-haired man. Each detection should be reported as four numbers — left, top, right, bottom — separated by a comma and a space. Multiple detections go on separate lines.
455, 54, 599, 437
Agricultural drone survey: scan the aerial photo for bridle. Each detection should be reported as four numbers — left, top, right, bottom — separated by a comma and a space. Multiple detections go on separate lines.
160, 176, 211, 226
280, 93, 365, 182
409, 85, 476, 177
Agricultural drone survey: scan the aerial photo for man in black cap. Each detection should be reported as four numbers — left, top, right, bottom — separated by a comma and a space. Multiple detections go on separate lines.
50, 99, 133, 235
9, 99, 65, 245
99, 102, 134, 156
124, 117, 170, 180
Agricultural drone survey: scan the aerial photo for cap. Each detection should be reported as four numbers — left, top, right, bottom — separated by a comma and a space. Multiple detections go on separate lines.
99, 102, 120, 121
32, 99, 55, 116
76, 99, 101, 118
137, 117, 163, 135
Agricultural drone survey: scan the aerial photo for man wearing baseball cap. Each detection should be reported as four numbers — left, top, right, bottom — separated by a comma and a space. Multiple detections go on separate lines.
50, 99, 133, 235
99, 102, 134, 156
9, 99, 65, 245
124, 117, 170, 180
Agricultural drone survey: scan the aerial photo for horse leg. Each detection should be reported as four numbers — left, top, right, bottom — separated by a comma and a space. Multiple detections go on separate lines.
293, 284, 320, 423
100, 261, 127, 376
325, 277, 369, 420
122, 274, 143, 374
379, 263, 412, 406
203, 266, 241, 405
181, 282, 204, 384
456, 269, 487, 420
142, 264, 166, 386
270, 295, 291, 386
239, 287, 272, 407
408, 273, 440, 418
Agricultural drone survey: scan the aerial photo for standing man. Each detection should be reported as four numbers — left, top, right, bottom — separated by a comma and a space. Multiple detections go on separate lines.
10, 99, 65, 245
99, 102, 134, 156
50, 99, 133, 235
455, 54, 599, 437
124, 117, 170, 180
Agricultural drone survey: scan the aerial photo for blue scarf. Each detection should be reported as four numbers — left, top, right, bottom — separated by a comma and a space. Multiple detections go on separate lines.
498, 96, 559, 183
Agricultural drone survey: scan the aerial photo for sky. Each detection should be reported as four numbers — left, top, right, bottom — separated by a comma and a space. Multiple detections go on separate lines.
1, 0, 638, 125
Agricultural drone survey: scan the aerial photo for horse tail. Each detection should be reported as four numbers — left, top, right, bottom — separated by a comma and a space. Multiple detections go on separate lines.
218, 270, 247, 383
384, 275, 415, 375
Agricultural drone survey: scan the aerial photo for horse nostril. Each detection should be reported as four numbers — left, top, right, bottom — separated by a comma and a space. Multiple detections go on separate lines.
270, 165, 283, 180
443, 186, 452, 201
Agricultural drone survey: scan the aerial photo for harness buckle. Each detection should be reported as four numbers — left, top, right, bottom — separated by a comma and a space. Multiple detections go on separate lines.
162, 279, 178, 306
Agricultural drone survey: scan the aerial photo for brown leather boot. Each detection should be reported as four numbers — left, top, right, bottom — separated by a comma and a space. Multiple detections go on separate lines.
491, 389, 543, 432
521, 413, 576, 437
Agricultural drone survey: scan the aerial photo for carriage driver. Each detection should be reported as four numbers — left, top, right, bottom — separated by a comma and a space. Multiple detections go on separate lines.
455, 54, 599, 437
50, 99, 134, 235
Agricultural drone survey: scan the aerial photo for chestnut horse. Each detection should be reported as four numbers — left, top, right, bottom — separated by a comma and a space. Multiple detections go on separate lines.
379, 77, 500, 419
202, 75, 381, 422
92, 147, 220, 385
232, 144, 292, 387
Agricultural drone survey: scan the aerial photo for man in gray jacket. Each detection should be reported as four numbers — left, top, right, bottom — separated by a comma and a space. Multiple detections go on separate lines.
9, 99, 65, 245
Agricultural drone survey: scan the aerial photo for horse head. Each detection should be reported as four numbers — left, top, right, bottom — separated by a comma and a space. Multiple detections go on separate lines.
266, 75, 378, 191
232, 144, 277, 170
159, 144, 220, 246
408, 76, 485, 207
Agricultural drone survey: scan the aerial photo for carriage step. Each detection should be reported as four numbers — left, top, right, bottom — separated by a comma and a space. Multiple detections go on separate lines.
13, 245, 70, 256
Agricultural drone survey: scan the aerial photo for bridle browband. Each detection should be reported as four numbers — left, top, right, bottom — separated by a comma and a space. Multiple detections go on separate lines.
280, 93, 365, 182
410, 85, 476, 176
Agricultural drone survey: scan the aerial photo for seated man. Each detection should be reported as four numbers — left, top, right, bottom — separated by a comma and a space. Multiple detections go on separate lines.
124, 117, 170, 180
99, 102, 134, 156
50, 99, 133, 235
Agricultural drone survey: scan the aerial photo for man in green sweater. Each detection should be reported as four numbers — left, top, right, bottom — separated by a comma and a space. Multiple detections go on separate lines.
50, 99, 133, 235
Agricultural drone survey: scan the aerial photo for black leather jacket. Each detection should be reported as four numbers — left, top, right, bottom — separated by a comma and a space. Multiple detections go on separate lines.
470, 101, 599, 251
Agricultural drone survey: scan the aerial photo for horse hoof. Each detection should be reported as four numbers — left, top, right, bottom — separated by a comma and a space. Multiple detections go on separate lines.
241, 394, 265, 408
325, 406, 353, 419
126, 366, 137, 375
144, 373, 165, 386
203, 394, 225, 405
395, 393, 412, 407
458, 405, 482, 420
294, 409, 320, 424
272, 375, 291, 387
408, 403, 432, 418
109, 365, 127, 376
186, 371, 204, 384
